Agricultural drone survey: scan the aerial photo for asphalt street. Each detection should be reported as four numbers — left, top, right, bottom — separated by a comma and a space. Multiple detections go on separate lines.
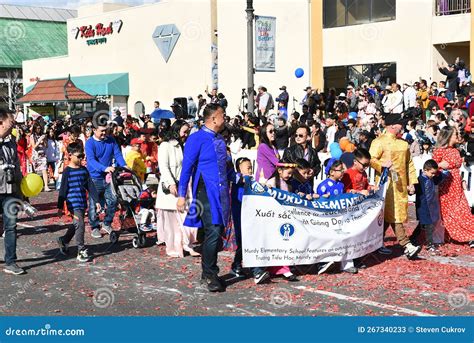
0, 191, 472, 316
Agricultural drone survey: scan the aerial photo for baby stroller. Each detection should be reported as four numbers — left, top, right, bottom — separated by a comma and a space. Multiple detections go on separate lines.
109, 167, 156, 248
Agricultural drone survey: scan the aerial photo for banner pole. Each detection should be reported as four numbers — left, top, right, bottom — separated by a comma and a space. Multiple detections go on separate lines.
246, 0, 255, 115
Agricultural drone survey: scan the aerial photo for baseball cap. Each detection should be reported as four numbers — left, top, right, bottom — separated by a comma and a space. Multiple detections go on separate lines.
279, 86, 287, 90
303, 86, 312, 91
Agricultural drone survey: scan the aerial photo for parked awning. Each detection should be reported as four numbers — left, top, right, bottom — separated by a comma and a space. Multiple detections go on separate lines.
72, 73, 129, 96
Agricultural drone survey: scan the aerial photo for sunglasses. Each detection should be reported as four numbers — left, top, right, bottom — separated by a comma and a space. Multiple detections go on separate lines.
332, 168, 344, 172
295, 134, 306, 138
74, 153, 85, 159
268, 129, 275, 134
355, 159, 370, 168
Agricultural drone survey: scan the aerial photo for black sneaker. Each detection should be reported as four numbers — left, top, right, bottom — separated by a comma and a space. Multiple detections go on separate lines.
231, 265, 245, 278
317, 261, 337, 275
201, 275, 226, 292
57, 237, 69, 255
77, 249, 91, 263
4, 263, 26, 275
426, 244, 439, 253
254, 271, 270, 284
469, 241, 474, 249
283, 273, 299, 282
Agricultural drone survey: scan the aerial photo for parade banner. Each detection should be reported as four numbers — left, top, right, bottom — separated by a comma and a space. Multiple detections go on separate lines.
241, 171, 388, 267
255, 16, 276, 72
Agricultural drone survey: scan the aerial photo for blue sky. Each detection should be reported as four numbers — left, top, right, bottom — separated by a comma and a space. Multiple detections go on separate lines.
1, 0, 160, 9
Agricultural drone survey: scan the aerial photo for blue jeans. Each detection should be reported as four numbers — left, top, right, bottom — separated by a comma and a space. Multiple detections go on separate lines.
197, 182, 224, 278
88, 178, 117, 229
2, 196, 20, 266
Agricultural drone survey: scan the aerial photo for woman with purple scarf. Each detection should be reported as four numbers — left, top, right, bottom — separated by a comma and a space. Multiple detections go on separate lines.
255, 122, 280, 182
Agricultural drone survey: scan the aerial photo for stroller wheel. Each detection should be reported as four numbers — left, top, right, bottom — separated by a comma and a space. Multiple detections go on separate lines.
132, 235, 139, 249
110, 231, 119, 244
138, 234, 146, 248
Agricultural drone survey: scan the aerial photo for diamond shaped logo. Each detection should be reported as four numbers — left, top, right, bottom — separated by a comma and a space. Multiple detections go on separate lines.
152, 24, 180, 63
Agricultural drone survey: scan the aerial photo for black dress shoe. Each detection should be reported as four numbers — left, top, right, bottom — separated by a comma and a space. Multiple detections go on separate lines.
201, 275, 226, 292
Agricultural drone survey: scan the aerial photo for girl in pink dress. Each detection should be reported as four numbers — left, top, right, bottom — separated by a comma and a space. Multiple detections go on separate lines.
265, 162, 299, 281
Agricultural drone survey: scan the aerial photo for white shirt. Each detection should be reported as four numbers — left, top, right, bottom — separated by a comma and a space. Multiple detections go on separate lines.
326, 125, 337, 147
259, 92, 270, 112
403, 87, 417, 109
14, 111, 25, 123
387, 90, 403, 113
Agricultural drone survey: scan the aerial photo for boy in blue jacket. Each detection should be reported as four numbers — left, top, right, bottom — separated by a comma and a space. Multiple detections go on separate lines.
413, 159, 446, 253
57, 142, 100, 262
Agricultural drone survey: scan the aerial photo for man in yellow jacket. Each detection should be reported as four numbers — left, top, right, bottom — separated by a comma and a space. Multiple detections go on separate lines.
125, 138, 146, 182
370, 113, 421, 259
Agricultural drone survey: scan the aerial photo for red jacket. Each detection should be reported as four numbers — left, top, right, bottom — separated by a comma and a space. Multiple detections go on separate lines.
429, 95, 448, 110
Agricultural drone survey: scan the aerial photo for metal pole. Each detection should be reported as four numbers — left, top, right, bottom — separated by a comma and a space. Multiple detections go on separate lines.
246, 0, 255, 114
7, 78, 12, 110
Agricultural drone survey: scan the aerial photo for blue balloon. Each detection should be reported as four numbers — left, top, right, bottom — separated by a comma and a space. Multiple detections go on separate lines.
295, 68, 304, 78
349, 111, 358, 119
329, 142, 343, 159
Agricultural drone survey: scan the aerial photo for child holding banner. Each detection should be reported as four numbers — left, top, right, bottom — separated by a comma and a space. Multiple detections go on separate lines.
316, 159, 345, 198
342, 148, 374, 196
316, 158, 354, 274
290, 158, 319, 200
230, 157, 271, 284
341, 148, 378, 272
266, 162, 299, 282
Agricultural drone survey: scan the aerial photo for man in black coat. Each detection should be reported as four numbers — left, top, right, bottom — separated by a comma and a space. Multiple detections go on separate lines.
275, 86, 289, 109
438, 62, 458, 101
274, 116, 289, 151
283, 124, 321, 177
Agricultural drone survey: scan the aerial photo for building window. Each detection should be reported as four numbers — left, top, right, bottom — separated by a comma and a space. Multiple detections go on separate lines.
435, 0, 470, 15
324, 62, 397, 93
372, 0, 397, 21
346, 0, 371, 25
323, 0, 396, 28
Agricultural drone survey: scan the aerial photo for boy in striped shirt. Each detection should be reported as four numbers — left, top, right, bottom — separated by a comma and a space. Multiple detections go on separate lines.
57, 142, 100, 262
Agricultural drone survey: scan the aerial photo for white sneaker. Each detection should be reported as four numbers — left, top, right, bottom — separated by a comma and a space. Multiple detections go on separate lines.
404, 242, 421, 260
91, 228, 102, 239
101, 224, 113, 235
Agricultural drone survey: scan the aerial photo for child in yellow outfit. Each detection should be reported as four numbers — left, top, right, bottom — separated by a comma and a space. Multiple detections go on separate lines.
126, 138, 146, 182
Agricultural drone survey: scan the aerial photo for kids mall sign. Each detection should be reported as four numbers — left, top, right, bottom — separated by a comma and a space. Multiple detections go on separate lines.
71, 20, 123, 46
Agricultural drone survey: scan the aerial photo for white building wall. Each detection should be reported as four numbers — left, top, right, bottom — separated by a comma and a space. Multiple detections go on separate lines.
218, 0, 311, 115
323, 0, 471, 86
23, 0, 214, 114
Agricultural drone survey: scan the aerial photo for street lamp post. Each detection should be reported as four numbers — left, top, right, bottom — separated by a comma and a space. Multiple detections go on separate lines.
246, 0, 255, 114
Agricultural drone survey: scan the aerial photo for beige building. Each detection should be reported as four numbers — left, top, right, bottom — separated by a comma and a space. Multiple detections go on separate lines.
322, 0, 471, 89
22, 0, 472, 116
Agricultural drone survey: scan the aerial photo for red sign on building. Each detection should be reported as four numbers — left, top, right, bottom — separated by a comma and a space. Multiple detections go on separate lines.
72, 20, 123, 43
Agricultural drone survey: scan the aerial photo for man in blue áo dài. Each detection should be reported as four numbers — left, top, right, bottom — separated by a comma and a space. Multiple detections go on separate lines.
177, 104, 232, 292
